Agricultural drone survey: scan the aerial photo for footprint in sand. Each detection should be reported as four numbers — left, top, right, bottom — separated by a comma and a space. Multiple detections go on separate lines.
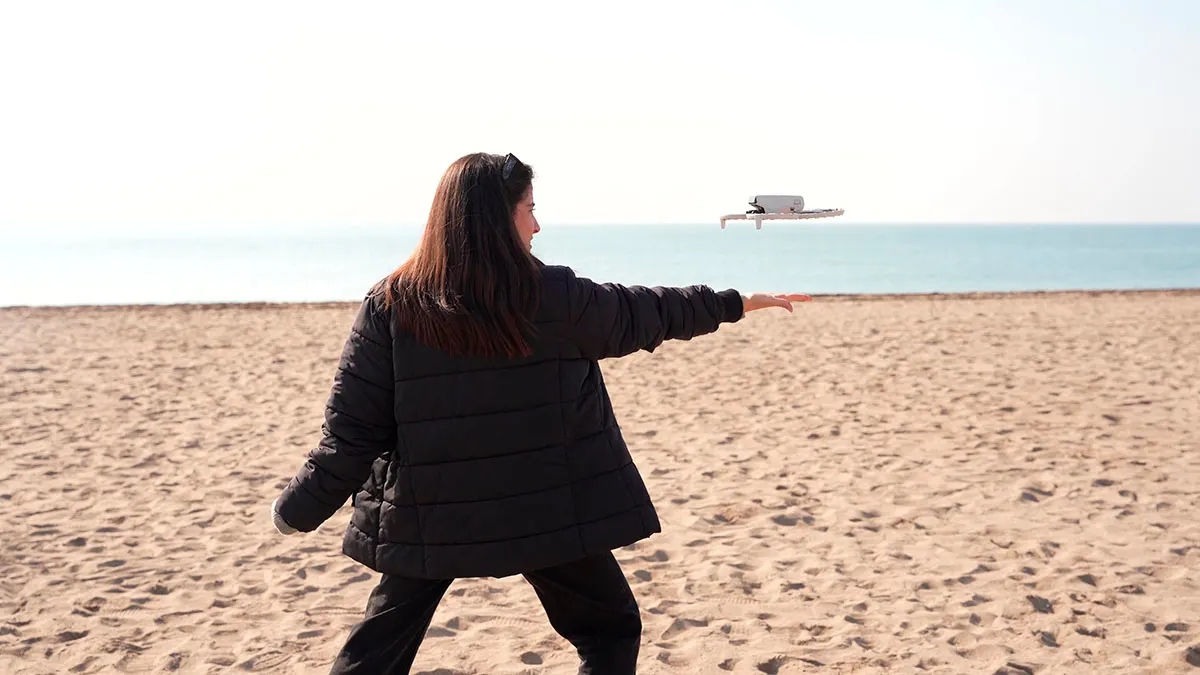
75, 597, 106, 615
237, 651, 289, 671
1026, 595, 1054, 614
661, 618, 709, 639
154, 610, 203, 626
755, 655, 789, 674
962, 594, 991, 607
995, 663, 1036, 675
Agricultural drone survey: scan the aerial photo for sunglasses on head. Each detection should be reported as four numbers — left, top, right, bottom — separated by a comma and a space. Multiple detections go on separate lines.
501, 153, 521, 181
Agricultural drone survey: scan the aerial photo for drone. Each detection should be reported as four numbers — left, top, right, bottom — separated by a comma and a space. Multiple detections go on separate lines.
720, 195, 844, 229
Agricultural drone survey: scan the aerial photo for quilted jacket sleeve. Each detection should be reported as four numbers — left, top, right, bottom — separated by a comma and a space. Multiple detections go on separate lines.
274, 293, 395, 533
563, 267, 745, 361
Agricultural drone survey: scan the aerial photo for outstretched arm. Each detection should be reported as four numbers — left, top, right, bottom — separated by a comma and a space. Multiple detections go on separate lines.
564, 268, 745, 361
272, 293, 395, 534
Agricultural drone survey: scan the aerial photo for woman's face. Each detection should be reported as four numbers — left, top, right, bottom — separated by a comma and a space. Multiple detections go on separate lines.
513, 187, 540, 251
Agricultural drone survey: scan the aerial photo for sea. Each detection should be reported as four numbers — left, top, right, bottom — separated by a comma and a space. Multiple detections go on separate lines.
2, 223, 1199, 307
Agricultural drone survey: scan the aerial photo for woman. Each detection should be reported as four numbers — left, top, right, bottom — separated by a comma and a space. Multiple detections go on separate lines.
270, 152, 810, 674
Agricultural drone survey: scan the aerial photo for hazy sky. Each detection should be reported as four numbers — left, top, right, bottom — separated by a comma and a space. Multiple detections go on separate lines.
2, 0, 1197, 234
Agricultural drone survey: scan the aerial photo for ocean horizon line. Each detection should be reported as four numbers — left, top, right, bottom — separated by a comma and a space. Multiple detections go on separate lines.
6, 220, 1200, 242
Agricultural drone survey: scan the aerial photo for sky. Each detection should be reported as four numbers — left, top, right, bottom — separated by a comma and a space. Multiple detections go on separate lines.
1, 0, 1198, 235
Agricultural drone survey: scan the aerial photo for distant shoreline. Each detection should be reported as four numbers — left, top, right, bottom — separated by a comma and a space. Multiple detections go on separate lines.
4, 286, 1199, 312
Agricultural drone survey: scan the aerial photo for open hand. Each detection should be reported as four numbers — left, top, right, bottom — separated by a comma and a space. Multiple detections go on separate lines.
742, 293, 813, 313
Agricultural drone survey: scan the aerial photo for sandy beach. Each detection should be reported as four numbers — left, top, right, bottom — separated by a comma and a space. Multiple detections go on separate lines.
1, 290, 1198, 674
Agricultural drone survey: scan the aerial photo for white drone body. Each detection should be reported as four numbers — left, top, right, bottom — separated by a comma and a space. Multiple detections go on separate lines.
720, 194, 844, 229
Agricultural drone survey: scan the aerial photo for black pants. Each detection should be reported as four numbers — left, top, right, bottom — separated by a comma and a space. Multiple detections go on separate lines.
328, 552, 642, 674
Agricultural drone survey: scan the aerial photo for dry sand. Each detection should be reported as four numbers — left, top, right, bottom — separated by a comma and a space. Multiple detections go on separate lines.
1, 290, 1198, 674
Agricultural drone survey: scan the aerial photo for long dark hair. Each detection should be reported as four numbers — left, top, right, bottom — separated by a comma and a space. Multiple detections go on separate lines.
380, 152, 540, 359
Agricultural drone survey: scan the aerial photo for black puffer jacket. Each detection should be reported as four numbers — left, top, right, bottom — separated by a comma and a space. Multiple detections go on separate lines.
275, 263, 744, 579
